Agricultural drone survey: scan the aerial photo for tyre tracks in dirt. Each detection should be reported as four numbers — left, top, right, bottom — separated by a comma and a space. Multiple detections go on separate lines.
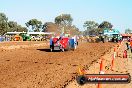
0, 42, 115, 88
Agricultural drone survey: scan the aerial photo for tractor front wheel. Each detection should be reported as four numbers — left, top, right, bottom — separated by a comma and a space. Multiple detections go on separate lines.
74, 45, 77, 49
50, 48, 53, 52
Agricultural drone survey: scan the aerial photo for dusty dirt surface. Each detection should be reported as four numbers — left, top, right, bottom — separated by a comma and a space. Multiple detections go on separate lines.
0, 42, 115, 88
0, 41, 49, 50
66, 41, 132, 88
0, 41, 47, 46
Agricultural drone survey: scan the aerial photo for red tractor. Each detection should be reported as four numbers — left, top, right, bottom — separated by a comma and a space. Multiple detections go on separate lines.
50, 37, 70, 52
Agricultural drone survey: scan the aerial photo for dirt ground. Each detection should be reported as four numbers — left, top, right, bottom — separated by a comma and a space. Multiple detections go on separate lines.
0, 41, 115, 88
66, 41, 132, 88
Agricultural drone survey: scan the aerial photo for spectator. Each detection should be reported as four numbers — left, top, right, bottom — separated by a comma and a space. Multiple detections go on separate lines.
126, 42, 129, 50
130, 39, 132, 53
100, 36, 104, 43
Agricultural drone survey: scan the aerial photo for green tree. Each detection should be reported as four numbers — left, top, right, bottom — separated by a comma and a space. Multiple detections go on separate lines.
8, 21, 27, 32
83, 21, 99, 35
16, 25, 28, 32
55, 14, 73, 26
0, 13, 8, 35
98, 21, 113, 34
125, 28, 132, 34
25, 19, 42, 32
98, 21, 113, 29
8, 21, 17, 31
42, 22, 52, 32
55, 14, 73, 34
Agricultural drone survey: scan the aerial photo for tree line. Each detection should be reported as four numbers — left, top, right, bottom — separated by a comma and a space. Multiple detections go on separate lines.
83, 21, 113, 36
83, 21, 132, 35
0, 13, 27, 35
0, 12, 131, 35
0, 12, 80, 35
125, 28, 132, 34
26, 14, 80, 35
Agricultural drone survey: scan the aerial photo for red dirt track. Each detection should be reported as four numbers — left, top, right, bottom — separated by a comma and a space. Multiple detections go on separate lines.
0, 42, 115, 88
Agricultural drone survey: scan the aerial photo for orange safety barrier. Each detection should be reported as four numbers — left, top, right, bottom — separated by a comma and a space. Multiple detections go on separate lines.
97, 83, 102, 88
78, 67, 86, 75
111, 54, 114, 70
98, 58, 104, 88
123, 50, 127, 58
99, 59, 104, 74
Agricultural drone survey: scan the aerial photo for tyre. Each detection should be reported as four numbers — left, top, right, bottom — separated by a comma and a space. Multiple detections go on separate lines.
77, 41, 78, 45
50, 48, 53, 52
61, 48, 65, 52
65, 43, 70, 51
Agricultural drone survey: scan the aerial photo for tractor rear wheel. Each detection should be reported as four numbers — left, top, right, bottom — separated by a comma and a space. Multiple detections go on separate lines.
74, 45, 77, 49
65, 43, 70, 51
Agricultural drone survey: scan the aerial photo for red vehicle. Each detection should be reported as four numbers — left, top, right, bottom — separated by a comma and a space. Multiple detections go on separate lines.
50, 37, 70, 52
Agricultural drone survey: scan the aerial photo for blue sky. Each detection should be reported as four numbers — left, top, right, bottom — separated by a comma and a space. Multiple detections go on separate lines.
0, 0, 132, 33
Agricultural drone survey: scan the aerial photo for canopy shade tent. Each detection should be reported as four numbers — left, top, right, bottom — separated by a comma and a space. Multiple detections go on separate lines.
5, 32, 54, 35
104, 28, 120, 35
6, 32, 26, 35
27, 32, 54, 35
